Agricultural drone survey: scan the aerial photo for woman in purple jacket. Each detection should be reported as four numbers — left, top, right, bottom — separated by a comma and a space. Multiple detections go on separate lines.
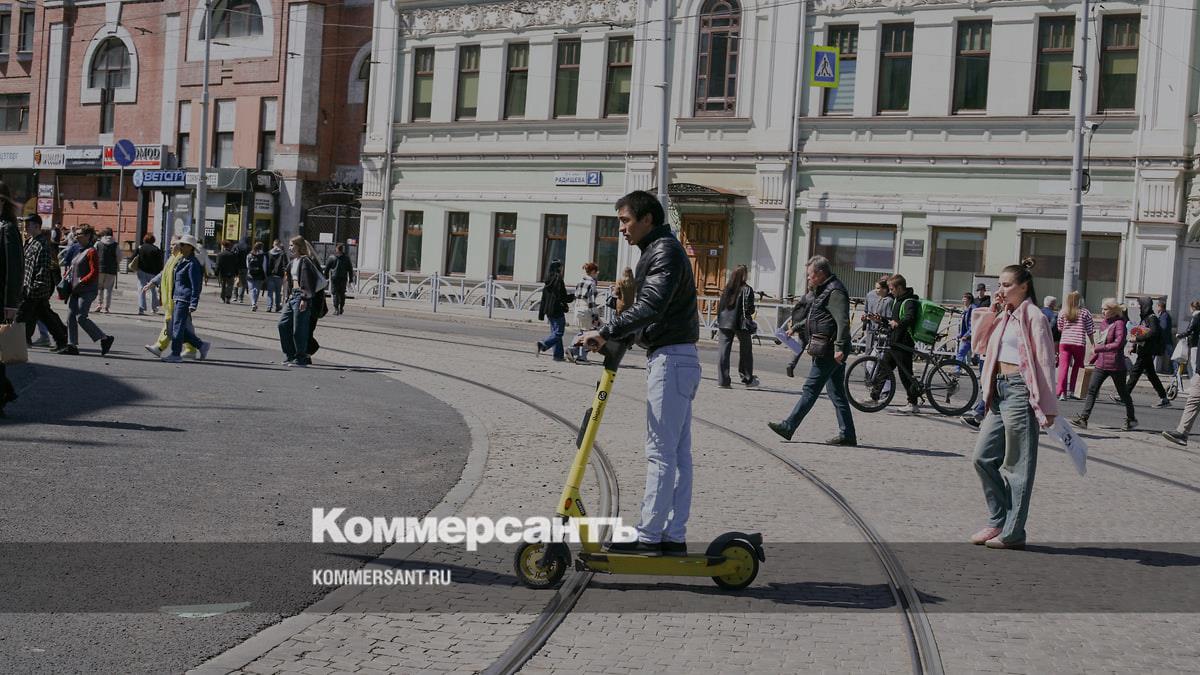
1071, 298, 1137, 431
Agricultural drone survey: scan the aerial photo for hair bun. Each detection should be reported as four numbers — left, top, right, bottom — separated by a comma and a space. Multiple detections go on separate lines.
1021, 257, 1036, 271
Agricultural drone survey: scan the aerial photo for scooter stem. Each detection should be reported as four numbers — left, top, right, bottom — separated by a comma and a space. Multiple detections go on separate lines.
557, 366, 617, 519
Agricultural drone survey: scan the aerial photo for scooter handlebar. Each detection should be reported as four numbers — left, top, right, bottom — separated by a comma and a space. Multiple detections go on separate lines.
592, 336, 631, 370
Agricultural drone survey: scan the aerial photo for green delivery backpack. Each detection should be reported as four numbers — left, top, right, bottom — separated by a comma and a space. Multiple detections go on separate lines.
897, 297, 947, 345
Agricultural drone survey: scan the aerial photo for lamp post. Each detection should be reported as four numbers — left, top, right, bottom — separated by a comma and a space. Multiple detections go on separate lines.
194, 0, 214, 238
1063, 0, 1091, 299
656, 0, 670, 214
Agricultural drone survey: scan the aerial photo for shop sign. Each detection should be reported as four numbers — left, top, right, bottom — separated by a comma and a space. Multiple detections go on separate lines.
185, 171, 220, 188
223, 213, 242, 242
38, 184, 54, 198
33, 147, 66, 170
902, 239, 925, 257
37, 198, 54, 214
103, 144, 165, 169
254, 172, 279, 191
253, 193, 273, 215
333, 165, 363, 184
553, 171, 602, 187
64, 146, 104, 170
0, 146, 34, 169
134, 169, 187, 189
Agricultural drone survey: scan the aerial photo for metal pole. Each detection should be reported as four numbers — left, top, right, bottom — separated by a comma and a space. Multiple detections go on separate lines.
780, 0, 809, 300
1063, 0, 1091, 299
487, 276, 494, 319
656, 0, 671, 213
195, 0, 213, 240
116, 165, 124, 286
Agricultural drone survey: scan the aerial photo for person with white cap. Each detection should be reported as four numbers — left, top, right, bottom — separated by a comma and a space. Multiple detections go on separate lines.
163, 234, 210, 363
141, 236, 200, 359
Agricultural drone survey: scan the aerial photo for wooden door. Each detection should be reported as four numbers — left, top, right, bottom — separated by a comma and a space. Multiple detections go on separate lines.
680, 214, 729, 311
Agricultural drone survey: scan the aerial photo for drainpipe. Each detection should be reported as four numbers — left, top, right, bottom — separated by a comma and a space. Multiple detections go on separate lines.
656, 0, 671, 214
780, 0, 809, 300
378, 2, 403, 306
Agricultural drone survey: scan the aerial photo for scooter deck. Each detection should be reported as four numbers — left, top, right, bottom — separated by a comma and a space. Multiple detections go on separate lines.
579, 551, 734, 576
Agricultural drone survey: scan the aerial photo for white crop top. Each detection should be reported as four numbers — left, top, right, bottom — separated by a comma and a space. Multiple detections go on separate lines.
998, 314, 1021, 365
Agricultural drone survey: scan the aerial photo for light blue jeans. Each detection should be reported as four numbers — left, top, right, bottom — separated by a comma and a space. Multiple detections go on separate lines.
638, 343, 702, 544
248, 279, 264, 308
972, 373, 1039, 544
136, 270, 160, 312
266, 277, 283, 310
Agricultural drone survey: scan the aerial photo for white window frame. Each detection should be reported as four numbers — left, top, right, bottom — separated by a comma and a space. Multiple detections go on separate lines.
80, 27, 139, 105
186, 0, 275, 62
347, 42, 373, 105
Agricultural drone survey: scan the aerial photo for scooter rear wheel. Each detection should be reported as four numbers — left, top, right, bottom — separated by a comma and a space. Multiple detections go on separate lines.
709, 540, 759, 591
514, 542, 568, 589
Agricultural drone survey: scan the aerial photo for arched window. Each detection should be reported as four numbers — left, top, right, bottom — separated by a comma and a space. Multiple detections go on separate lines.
200, 0, 264, 40
358, 54, 371, 93
89, 38, 130, 89
90, 37, 131, 134
694, 0, 740, 116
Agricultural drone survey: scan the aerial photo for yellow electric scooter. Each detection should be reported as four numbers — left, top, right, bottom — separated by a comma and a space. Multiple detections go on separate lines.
514, 338, 764, 590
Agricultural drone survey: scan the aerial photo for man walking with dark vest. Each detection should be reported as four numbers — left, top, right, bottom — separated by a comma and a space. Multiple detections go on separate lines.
768, 255, 857, 445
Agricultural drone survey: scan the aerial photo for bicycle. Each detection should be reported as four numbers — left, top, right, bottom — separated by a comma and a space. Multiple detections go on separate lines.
843, 330, 980, 416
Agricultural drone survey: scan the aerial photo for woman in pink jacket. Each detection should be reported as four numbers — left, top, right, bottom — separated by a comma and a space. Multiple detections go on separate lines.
968, 259, 1058, 550
1070, 299, 1137, 431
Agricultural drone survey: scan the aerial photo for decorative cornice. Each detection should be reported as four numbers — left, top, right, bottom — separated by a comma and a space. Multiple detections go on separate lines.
811, 0, 1047, 13
406, 0, 636, 37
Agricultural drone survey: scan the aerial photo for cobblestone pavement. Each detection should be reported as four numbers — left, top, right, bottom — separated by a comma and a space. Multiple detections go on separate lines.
67, 291, 1200, 673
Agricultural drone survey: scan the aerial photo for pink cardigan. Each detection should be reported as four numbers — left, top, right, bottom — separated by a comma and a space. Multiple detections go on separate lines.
971, 299, 1059, 426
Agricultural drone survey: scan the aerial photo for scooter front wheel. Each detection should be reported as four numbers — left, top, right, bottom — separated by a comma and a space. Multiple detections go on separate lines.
709, 540, 759, 591
514, 542, 569, 589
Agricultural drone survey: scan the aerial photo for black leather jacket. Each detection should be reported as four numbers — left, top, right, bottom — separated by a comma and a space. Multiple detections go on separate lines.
599, 225, 699, 352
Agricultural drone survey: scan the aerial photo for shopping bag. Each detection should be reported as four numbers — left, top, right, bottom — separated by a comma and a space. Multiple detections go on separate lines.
0, 322, 28, 365
1074, 366, 1094, 399
1172, 339, 1189, 364
774, 326, 805, 356
1047, 417, 1088, 476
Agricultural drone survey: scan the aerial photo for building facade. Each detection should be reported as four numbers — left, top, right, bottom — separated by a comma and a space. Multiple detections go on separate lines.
360, 0, 1199, 315
0, 0, 373, 259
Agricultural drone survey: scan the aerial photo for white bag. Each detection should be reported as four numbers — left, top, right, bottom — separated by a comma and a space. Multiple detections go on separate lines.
1047, 417, 1088, 476
1172, 338, 1189, 364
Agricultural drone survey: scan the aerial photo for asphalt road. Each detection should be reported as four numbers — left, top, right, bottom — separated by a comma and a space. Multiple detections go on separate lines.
0, 319, 470, 674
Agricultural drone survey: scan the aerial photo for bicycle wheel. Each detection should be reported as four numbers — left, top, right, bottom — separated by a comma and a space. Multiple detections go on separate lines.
924, 358, 980, 416
845, 355, 895, 413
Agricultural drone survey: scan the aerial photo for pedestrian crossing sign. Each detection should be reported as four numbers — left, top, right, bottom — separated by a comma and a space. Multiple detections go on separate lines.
810, 45, 840, 88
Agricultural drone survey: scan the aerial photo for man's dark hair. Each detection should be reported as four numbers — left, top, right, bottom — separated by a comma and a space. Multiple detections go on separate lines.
615, 190, 665, 227
335, 243, 345, 253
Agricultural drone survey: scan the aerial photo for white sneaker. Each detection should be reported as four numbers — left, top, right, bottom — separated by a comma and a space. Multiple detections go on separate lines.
162, 354, 184, 363
1058, 394, 1068, 401
144, 344, 162, 357
900, 403, 919, 414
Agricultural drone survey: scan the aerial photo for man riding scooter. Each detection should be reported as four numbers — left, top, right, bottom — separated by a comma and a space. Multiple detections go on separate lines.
575, 190, 700, 557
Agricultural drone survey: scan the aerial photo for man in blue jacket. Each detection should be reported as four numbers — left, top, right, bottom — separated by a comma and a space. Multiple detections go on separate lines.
165, 234, 210, 363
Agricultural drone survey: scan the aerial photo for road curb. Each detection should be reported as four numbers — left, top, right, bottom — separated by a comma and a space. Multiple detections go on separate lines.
129, 322, 496, 675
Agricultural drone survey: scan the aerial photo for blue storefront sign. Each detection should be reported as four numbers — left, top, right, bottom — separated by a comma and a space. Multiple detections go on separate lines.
133, 169, 187, 189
